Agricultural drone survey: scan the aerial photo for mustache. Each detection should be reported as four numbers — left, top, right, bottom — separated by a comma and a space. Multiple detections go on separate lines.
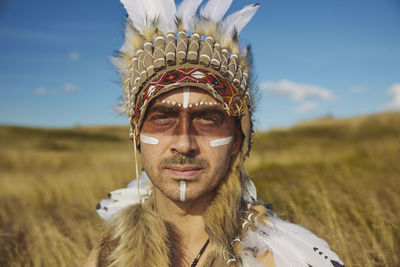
160, 154, 209, 169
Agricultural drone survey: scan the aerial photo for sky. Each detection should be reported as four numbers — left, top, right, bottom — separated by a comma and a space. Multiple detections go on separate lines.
0, 0, 399, 130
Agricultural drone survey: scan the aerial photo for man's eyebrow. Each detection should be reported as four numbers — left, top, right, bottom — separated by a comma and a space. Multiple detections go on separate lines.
147, 104, 227, 119
191, 106, 226, 117
148, 104, 180, 114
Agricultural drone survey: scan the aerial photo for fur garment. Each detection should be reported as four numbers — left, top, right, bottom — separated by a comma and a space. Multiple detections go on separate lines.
97, 188, 345, 267
98, 203, 175, 267
98, 153, 249, 267
96, 152, 345, 267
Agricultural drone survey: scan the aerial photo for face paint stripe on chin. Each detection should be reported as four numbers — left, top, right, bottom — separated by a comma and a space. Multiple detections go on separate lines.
179, 181, 186, 202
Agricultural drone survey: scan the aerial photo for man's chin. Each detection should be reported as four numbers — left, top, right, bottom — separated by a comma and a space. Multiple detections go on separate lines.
161, 190, 203, 203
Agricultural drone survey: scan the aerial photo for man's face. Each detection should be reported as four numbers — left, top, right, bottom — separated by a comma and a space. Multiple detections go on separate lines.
139, 87, 241, 203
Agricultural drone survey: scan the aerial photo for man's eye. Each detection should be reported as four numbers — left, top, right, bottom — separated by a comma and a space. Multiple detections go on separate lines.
195, 116, 219, 126
150, 115, 175, 125
151, 114, 167, 120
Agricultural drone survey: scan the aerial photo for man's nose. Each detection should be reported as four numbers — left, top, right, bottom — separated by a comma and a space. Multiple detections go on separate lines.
170, 115, 199, 156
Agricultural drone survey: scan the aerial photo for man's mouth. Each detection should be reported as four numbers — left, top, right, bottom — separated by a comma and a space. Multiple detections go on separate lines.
164, 166, 203, 179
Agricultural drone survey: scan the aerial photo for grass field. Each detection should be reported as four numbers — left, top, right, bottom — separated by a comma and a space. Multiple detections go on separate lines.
0, 113, 399, 266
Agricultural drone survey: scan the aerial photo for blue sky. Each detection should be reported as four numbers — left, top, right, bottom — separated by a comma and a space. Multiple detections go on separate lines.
0, 0, 399, 130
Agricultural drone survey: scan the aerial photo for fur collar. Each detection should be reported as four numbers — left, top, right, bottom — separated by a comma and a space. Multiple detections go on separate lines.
98, 155, 249, 267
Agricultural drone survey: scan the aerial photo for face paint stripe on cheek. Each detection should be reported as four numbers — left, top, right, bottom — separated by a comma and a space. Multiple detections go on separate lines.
210, 136, 233, 147
140, 134, 159, 145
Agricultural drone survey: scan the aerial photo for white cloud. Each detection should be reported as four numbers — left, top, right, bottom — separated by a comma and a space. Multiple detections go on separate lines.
349, 85, 365, 93
33, 86, 47, 95
68, 51, 80, 61
296, 101, 318, 114
260, 79, 334, 101
62, 83, 80, 92
383, 83, 400, 111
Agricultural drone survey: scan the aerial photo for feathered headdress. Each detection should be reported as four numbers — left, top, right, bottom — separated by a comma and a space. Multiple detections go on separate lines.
101, 1, 261, 266
100, 4, 346, 267
112, 0, 260, 156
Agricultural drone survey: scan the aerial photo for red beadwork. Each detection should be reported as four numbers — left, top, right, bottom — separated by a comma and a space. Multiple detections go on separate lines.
134, 67, 242, 121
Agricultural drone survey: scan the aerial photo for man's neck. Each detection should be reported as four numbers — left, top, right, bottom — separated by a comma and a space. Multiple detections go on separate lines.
153, 189, 215, 265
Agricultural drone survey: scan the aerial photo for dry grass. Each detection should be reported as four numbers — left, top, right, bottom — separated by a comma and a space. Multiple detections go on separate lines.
1, 113, 399, 266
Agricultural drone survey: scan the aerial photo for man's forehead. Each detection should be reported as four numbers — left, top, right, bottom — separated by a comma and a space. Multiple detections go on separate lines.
145, 86, 234, 120
147, 87, 227, 115
154, 87, 219, 103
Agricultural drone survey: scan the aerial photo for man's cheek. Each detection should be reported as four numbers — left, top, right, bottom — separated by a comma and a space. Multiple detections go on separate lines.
140, 134, 159, 145
209, 136, 233, 147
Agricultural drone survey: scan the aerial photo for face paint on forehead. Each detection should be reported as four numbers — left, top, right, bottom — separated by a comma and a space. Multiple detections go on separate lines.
160, 100, 220, 107
183, 87, 190, 108
140, 134, 159, 145
158, 88, 221, 109
210, 136, 233, 147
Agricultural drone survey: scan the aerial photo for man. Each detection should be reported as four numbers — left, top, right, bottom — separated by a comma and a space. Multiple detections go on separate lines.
84, 0, 345, 266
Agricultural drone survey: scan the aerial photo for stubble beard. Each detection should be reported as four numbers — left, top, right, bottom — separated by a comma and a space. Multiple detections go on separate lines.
153, 154, 214, 202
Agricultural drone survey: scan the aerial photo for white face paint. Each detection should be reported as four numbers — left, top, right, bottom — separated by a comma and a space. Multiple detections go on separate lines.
140, 134, 159, 145
180, 181, 186, 202
183, 87, 190, 108
160, 87, 220, 109
210, 136, 233, 147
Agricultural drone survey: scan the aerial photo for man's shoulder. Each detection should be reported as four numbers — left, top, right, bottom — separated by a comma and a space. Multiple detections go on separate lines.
240, 208, 345, 267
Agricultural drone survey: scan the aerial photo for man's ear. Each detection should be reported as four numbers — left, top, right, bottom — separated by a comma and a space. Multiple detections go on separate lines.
232, 125, 244, 155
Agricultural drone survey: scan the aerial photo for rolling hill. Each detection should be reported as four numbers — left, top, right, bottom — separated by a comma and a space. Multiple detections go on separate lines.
1, 112, 399, 266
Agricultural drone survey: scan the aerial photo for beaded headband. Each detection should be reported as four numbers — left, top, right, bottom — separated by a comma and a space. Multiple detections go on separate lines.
113, 0, 260, 156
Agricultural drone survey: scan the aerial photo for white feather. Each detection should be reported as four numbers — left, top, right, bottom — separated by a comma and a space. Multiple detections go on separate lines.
120, 0, 177, 33
96, 200, 139, 220
271, 217, 344, 266
241, 228, 269, 253
108, 187, 149, 202
120, 0, 146, 31
243, 178, 257, 203
241, 216, 345, 267
241, 250, 265, 267
263, 237, 305, 267
157, 0, 177, 33
242, 227, 303, 267
127, 170, 150, 188
96, 170, 152, 220
177, 0, 203, 30
221, 3, 260, 36
200, 0, 233, 22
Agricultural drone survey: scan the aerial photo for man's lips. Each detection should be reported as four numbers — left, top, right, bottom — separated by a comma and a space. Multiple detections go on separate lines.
164, 166, 202, 179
